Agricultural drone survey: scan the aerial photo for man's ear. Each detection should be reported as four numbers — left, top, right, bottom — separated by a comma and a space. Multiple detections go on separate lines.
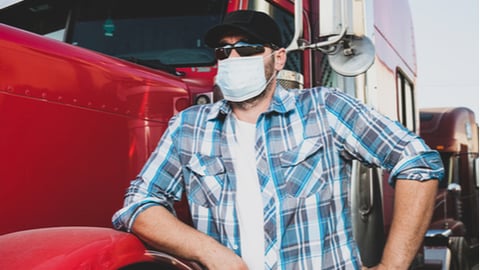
274, 48, 287, 71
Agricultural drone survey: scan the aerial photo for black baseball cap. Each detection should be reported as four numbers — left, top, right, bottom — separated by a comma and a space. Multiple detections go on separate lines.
205, 10, 282, 48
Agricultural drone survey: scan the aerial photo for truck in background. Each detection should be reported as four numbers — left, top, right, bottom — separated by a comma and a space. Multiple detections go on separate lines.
1, 0, 469, 268
420, 107, 479, 269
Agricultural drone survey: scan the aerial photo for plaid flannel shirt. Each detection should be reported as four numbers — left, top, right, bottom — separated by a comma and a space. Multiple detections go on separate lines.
113, 85, 444, 269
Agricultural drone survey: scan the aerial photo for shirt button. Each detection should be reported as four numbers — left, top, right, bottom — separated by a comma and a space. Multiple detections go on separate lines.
232, 244, 239, 250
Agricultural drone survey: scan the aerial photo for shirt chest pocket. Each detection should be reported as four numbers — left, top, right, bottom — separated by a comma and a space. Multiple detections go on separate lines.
186, 154, 226, 208
280, 137, 331, 199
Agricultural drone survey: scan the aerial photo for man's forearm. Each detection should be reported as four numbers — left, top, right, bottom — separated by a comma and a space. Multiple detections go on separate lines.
132, 205, 248, 270
378, 179, 438, 269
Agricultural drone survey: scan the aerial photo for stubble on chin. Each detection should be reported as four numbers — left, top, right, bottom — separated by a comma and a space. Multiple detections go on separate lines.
231, 58, 276, 110
231, 88, 267, 110
230, 79, 276, 110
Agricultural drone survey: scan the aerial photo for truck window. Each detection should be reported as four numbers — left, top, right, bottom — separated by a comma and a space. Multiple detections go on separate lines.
396, 70, 416, 132
67, 0, 227, 67
0, 0, 71, 36
476, 157, 479, 187
439, 153, 452, 189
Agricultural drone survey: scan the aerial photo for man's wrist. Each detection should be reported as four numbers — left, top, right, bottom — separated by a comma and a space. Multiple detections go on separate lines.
362, 263, 386, 270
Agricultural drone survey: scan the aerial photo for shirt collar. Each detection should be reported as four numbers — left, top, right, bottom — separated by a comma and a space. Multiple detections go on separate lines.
206, 84, 296, 121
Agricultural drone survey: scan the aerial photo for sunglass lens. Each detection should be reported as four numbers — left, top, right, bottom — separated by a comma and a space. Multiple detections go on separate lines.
215, 43, 265, 60
215, 47, 231, 60
235, 46, 265, 57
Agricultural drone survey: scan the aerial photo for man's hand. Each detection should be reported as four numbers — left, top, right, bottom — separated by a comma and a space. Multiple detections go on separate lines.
201, 243, 249, 270
362, 263, 387, 270
194, 229, 248, 270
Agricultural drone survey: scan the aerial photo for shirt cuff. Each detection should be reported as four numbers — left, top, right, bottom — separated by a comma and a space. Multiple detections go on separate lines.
388, 150, 445, 186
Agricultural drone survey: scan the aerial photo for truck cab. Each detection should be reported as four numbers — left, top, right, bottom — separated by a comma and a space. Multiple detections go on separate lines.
420, 107, 479, 269
0, 0, 448, 268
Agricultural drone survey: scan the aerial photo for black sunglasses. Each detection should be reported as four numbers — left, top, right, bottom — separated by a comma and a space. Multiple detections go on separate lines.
214, 41, 266, 60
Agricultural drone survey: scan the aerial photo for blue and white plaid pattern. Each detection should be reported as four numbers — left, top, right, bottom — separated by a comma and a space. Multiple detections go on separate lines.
113, 86, 444, 269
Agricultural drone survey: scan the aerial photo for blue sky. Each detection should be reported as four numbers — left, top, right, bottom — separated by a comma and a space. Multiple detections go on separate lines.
409, 0, 479, 122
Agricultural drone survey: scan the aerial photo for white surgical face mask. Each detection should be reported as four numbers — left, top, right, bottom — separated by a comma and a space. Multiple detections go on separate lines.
215, 53, 275, 102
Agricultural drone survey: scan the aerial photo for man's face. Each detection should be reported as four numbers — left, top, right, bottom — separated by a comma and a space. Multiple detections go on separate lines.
214, 34, 286, 107
217, 35, 276, 79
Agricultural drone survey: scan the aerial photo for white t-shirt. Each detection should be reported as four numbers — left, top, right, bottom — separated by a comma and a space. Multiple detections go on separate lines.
232, 118, 265, 269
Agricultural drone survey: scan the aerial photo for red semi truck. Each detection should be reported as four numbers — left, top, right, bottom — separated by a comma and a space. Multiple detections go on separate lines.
1, 0, 469, 269
420, 107, 479, 269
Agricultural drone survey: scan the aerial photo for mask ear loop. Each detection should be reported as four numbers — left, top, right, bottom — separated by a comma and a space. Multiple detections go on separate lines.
249, 52, 277, 95
264, 71, 277, 89
263, 51, 278, 86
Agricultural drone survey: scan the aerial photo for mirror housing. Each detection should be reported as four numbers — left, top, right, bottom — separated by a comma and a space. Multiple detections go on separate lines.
288, 0, 375, 77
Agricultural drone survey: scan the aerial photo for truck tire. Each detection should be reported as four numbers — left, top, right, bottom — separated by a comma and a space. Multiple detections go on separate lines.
449, 236, 470, 270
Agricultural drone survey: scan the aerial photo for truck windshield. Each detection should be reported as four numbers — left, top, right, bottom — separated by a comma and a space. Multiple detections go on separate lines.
68, 0, 227, 68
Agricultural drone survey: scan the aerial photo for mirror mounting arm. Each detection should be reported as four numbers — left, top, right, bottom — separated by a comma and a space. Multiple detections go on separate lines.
287, 27, 348, 53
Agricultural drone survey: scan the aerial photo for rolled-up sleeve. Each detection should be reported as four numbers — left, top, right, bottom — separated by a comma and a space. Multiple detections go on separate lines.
112, 115, 184, 232
389, 148, 444, 184
324, 88, 444, 185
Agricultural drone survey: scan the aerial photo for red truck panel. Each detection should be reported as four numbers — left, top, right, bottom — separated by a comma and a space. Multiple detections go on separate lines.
0, 23, 190, 235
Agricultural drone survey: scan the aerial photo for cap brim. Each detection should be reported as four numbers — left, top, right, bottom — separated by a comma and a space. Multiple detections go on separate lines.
204, 24, 264, 48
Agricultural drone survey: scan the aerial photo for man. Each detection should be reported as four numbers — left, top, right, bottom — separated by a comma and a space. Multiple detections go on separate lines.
113, 10, 443, 269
